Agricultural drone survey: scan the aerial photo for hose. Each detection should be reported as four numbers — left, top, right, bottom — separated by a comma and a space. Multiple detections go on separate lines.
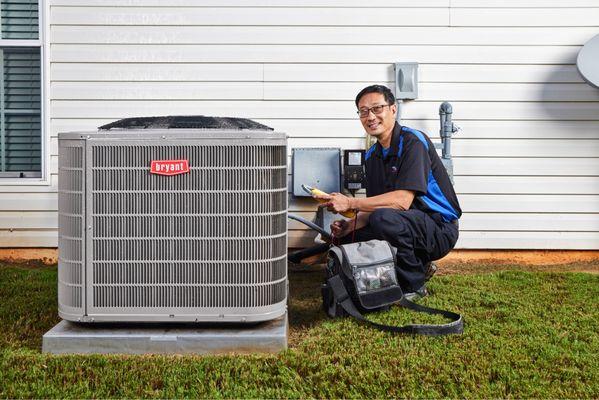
287, 213, 332, 265
287, 213, 332, 241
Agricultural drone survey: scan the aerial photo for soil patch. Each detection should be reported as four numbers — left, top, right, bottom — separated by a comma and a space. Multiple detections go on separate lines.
436, 261, 599, 275
438, 249, 599, 266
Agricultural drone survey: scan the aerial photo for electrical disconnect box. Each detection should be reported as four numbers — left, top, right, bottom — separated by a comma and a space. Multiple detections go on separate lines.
394, 62, 418, 100
292, 148, 341, 197
343, 149, 366, 195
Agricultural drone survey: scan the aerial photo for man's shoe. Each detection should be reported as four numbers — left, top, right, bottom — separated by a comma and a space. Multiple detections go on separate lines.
424, 261, 437, 282
403, 285, 429, 301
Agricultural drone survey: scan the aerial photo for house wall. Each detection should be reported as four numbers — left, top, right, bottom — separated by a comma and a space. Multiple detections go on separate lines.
1, 0, 598, 249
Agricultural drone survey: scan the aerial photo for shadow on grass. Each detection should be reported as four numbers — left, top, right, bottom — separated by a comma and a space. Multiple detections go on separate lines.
0, 262, 60, 351
287, 268, 328, 342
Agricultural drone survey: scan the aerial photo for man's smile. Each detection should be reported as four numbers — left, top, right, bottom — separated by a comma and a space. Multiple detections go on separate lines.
367, 121, 381, 130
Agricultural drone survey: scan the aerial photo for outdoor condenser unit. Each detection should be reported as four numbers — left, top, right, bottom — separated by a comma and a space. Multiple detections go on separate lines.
58, 116, 288, 323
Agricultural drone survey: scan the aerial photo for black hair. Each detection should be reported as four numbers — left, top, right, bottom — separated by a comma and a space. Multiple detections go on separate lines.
355, 85, 396, 108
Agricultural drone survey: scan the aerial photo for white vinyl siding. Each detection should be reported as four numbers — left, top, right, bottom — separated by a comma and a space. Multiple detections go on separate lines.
1, 0, 598, 249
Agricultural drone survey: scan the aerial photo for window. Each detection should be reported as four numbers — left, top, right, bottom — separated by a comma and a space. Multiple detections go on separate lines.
0, 0, 41, 178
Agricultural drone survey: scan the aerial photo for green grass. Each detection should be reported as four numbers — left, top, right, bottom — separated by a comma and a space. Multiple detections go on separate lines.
0, 262, 598, 398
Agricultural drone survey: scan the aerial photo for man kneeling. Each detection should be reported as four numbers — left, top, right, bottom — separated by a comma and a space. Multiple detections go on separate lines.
318, 85, 461, 297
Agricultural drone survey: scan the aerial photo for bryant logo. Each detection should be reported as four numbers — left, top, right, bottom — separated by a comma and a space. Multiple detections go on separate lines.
150, 160, 190, 176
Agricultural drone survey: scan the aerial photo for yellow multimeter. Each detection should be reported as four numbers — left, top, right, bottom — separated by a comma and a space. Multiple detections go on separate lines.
301, 184, 357, 219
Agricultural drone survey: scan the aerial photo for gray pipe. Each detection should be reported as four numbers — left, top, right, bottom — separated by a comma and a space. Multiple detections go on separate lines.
438, 102, 460, 184
439, 102, 453, 160
395, 100, 403, 123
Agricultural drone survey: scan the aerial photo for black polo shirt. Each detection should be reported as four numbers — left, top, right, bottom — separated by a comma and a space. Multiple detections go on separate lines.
364, 123, 462, 222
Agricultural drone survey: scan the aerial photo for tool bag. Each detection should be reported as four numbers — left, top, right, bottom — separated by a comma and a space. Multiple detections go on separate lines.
321, 239, 463, 335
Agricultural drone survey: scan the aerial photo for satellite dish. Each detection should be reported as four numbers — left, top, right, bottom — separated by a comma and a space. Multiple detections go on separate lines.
577, 34, 599, 88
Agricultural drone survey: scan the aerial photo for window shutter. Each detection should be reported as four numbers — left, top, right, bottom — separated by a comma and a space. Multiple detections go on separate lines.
1, 0, 39, 40
0, 0, 41, 176
1, 48, 41, 173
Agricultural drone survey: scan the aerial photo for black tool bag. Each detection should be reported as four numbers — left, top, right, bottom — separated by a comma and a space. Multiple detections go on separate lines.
321, 240, 464, 336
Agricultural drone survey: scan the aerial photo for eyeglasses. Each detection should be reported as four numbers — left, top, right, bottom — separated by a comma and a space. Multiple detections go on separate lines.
357, 104, 391, 118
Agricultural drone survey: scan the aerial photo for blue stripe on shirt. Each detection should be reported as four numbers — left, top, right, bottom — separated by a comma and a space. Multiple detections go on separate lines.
420, 171, 459, 222
365, 143, 376, 161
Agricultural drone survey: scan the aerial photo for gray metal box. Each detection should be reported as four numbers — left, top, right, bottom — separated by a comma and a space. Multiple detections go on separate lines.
394, 62, 419, 100
58, 129, 288, 323
292, 148, 341, 197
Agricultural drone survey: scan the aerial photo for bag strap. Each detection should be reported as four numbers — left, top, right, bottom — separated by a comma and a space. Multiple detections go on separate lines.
327, 275, 463, 336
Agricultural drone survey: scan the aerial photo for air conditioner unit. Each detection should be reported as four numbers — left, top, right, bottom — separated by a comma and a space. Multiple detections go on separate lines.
58, 117, 288, 323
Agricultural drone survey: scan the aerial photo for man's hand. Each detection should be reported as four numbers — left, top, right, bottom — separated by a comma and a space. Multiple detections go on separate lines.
330, 219, 353, 238
315, 192, 354, 213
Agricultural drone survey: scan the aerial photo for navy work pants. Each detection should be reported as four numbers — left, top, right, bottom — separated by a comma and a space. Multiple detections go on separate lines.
340, 208, 459, 292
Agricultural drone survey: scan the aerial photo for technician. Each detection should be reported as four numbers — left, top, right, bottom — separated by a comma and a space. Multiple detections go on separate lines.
318, 85, 461, 296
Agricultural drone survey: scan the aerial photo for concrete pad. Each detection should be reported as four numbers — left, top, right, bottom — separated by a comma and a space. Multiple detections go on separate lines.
42, 313, 287, 355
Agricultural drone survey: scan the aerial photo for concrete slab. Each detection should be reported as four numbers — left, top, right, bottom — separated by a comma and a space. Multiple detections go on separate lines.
42, 313, 287, 355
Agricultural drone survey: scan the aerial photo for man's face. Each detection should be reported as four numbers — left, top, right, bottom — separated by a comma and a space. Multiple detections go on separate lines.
357, 93, 396, 140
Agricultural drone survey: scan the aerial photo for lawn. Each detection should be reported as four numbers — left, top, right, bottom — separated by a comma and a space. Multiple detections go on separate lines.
0, 261, 598, 398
